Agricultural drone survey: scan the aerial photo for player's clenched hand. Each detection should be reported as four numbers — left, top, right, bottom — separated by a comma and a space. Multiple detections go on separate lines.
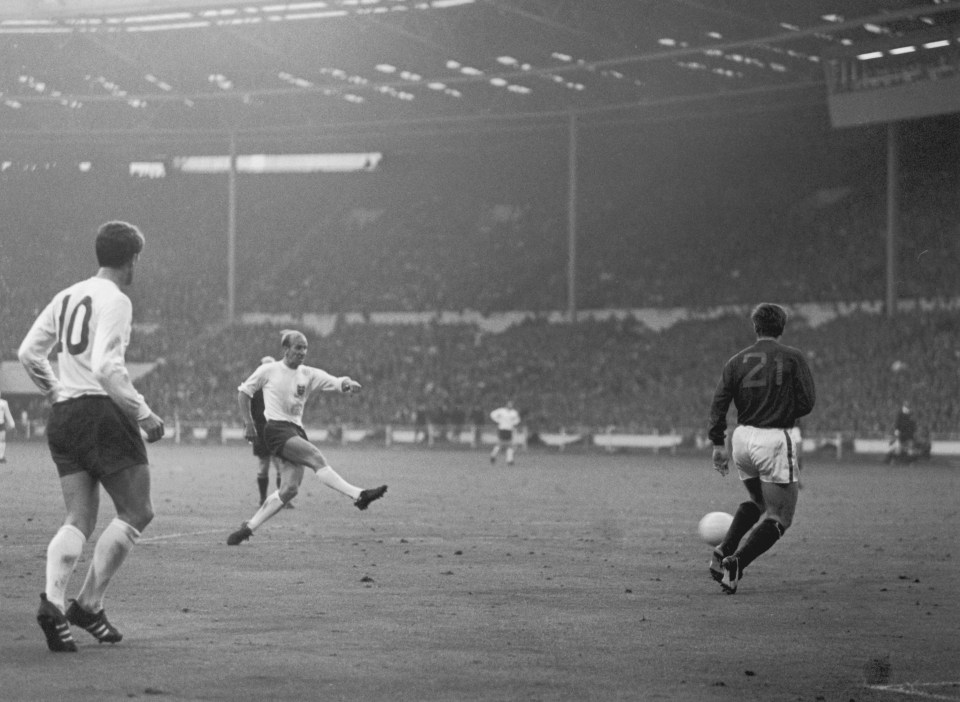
712, 445, 729, 477
341, 378, 362, 393
140, 412, 165, 443
243, 422, 258, 443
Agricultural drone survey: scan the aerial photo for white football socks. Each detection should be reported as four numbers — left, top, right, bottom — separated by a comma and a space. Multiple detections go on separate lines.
315, 466, 361, 500
76, 518, 140, 613
45, 524, 87, 612
248, 490, 285, 530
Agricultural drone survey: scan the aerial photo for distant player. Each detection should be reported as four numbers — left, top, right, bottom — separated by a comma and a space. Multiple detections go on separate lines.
250, 356, 287, 507
884, 401, 916, 464
226, 329, 387, 546
489, 400, 521, 465
0, 391, 14, 463
18, 221, 165, 651
707, 303, 816, 594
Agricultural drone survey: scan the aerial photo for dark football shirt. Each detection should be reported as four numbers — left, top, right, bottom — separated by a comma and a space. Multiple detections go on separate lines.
251, 389, 267, 430
894, 411, 916, 441
708, 338, 816, 446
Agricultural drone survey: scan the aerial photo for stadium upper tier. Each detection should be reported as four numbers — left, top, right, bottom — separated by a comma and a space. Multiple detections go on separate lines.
1, 118, 959, 330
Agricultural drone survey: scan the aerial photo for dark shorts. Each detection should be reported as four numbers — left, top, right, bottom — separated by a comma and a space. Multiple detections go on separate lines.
46, 396, 148, 479
263, 420, 308, 459
251, 423, 271, 458
498, 429, 514, 443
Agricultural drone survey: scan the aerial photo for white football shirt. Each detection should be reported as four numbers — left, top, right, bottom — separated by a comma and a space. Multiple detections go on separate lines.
238, 360, 348, 426
18, 276, 151, 421
0, 399, 14, 430
490, 406, 521, 431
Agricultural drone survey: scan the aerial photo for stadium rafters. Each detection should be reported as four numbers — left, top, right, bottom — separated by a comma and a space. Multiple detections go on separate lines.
0, 0, 958, 146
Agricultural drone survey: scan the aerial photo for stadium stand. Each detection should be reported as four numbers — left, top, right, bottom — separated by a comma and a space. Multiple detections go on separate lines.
2, 137, 959, 439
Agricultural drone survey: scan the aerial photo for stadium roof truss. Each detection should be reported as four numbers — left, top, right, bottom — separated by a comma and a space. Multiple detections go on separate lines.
1, 0, 959, 145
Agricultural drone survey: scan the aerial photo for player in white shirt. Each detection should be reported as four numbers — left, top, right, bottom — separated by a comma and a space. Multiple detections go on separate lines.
489, 400, 521, 465
0, 393, 14, 463
18, 221, 165, 652
226, 329, 387, 545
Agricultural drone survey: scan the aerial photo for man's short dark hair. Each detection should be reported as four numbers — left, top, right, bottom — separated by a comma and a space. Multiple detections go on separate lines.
751, 303, 787, 338
95, 221, 144, 268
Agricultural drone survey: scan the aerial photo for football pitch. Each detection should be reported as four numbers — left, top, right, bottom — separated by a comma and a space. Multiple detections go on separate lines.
1, 442, 958, 702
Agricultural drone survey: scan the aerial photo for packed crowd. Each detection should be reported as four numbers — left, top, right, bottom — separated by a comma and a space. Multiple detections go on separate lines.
2, 124, 959, 438
114, 308, 960, 439
5, 291, 956, 439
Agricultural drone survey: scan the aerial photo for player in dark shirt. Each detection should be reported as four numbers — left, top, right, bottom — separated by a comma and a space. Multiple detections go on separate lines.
707, 303, 816, 594
884, 402, 916, 464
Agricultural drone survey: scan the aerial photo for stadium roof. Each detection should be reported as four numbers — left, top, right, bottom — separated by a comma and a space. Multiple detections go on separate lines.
1, 0, 958, 148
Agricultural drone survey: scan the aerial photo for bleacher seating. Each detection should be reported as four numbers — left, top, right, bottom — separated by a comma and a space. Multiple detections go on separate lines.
2, 131, 959, 438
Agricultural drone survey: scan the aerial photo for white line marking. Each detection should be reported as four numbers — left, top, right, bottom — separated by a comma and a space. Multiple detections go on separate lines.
139, 529, 227, 543
866, 682, 960, 700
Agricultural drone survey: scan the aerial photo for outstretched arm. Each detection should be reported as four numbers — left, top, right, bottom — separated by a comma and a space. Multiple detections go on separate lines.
340, 377, 362, 393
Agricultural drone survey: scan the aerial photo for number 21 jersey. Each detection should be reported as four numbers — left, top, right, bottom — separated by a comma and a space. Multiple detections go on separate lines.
707, 338, 815, 446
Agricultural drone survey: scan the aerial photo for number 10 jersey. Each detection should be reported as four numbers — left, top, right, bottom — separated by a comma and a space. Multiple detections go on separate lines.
18, 276, 151, 422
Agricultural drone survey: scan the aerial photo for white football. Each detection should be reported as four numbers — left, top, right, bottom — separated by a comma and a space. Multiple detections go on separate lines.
698, 511, 733, 546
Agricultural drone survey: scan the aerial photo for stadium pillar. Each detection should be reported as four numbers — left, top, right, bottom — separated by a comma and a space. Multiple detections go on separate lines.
567, 111, 578, 323
227, 132, 238, 325
885, 122, 899, 318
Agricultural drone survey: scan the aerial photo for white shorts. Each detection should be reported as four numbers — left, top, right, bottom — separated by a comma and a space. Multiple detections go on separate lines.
731, 425, 801, 484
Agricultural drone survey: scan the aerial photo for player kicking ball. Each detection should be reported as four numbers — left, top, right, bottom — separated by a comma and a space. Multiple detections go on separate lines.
226, 329, 386, 546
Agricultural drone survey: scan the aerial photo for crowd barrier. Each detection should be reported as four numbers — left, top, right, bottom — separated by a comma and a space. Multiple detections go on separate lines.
10, 422, 957, 457
116, 423, 960, 458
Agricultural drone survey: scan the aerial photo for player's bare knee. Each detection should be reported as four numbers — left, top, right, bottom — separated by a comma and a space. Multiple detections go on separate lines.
119, 508, 152, 533
66, 515, 97, 540
279, 485, 298, 502
765, 517, 789, 534
135, 504, 155, 531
